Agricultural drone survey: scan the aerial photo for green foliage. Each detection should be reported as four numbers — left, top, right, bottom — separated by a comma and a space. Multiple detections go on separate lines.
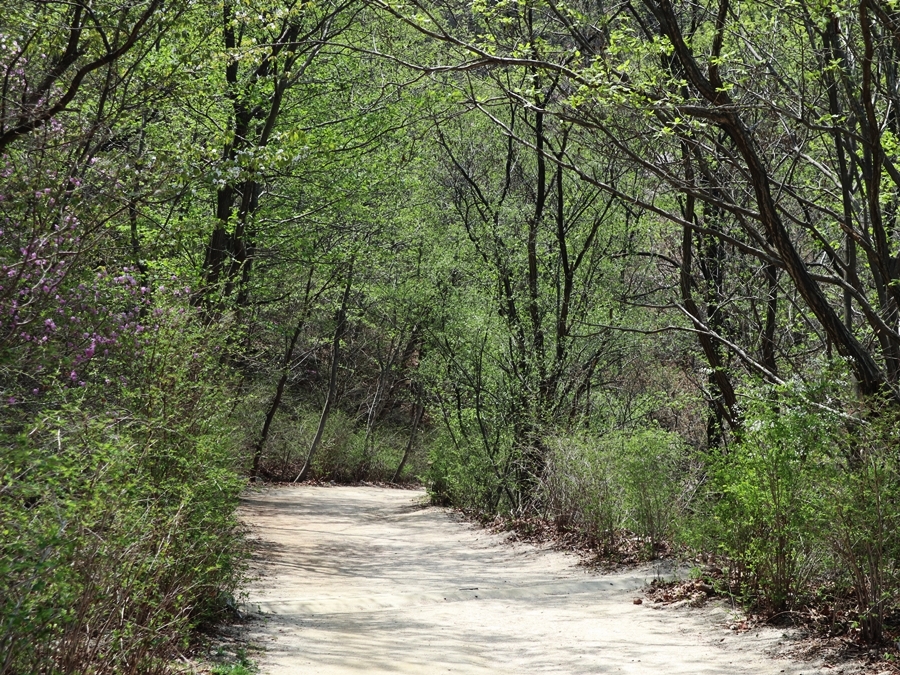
543, 429, 692, 554
617, 429, 693, 549
693, 392, 838, 611
823, 406, 900, 643
249, 402, 429, 484
683, 386, 900, 638
0, 304, 248, 675
210, 647, 257, 675
424, 425, 514, 511
542, 435, 621, 547
305, 408, 425, 483
211, 665, 255, 675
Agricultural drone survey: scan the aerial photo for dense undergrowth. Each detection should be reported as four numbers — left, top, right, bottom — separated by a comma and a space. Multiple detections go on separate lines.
1, 300, 249, 675
248, 405, 430, 484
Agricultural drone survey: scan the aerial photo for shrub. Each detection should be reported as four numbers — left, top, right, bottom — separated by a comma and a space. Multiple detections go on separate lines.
542, 428, 692, 555
250, 401, 428, 484
0, 294, 248, 674
424, 426, 514, 511
695, 391, 837, 611
684, 384, 900, 644
0, 412, 247, 674
543, 435, 622, 549
823, 406, 900, 644
617, 428, 693, 550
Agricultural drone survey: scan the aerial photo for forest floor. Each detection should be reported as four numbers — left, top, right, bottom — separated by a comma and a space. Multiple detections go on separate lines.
233, 484, 844, 674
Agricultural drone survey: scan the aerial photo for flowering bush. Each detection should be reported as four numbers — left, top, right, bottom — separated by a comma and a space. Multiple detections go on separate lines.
0, 64, 248, 674
0, 283, 247, 675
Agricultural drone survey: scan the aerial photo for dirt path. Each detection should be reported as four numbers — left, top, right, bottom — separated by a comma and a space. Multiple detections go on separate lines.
239, 485, 831, 674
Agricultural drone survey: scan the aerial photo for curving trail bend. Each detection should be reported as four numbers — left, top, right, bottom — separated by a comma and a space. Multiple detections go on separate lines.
239, 485, 828, 675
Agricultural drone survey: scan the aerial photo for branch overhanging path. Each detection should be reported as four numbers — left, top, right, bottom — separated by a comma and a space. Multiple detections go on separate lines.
239, 486, 828, 674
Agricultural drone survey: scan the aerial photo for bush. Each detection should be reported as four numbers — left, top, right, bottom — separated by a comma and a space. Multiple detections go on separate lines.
251, 402, 428, 484
684, 385, 900, 643
542, 429, 692, 555
824, 407, 900, 643
424, 426, 514, 511
696, 396, 835, 611
0, 420, 246, 674
618, 428, 694, 549
543, 435, 621, 549
0, 299, 248, 674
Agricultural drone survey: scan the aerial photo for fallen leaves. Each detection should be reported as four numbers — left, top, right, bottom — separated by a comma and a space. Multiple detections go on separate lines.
479, 513, 674, 569
645, 578, 716, 608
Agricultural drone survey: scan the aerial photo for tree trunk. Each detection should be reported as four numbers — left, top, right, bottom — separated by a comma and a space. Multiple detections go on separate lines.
392, 394, 424, 483
250, 268, 315, 479
678, 145, 740, 436
294, 260, 354, 483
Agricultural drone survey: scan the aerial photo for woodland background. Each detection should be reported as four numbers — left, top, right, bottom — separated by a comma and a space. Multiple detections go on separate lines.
4, 0, 900, 671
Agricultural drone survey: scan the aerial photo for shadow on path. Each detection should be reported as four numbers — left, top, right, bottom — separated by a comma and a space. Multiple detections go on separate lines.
239, 485, 825, 675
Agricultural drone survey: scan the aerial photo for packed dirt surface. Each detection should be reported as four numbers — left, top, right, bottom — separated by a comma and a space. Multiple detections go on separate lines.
239, 485, 833, 674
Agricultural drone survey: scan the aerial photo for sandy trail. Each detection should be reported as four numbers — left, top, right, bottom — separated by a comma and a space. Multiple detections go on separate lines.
240, 485, 829, 674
